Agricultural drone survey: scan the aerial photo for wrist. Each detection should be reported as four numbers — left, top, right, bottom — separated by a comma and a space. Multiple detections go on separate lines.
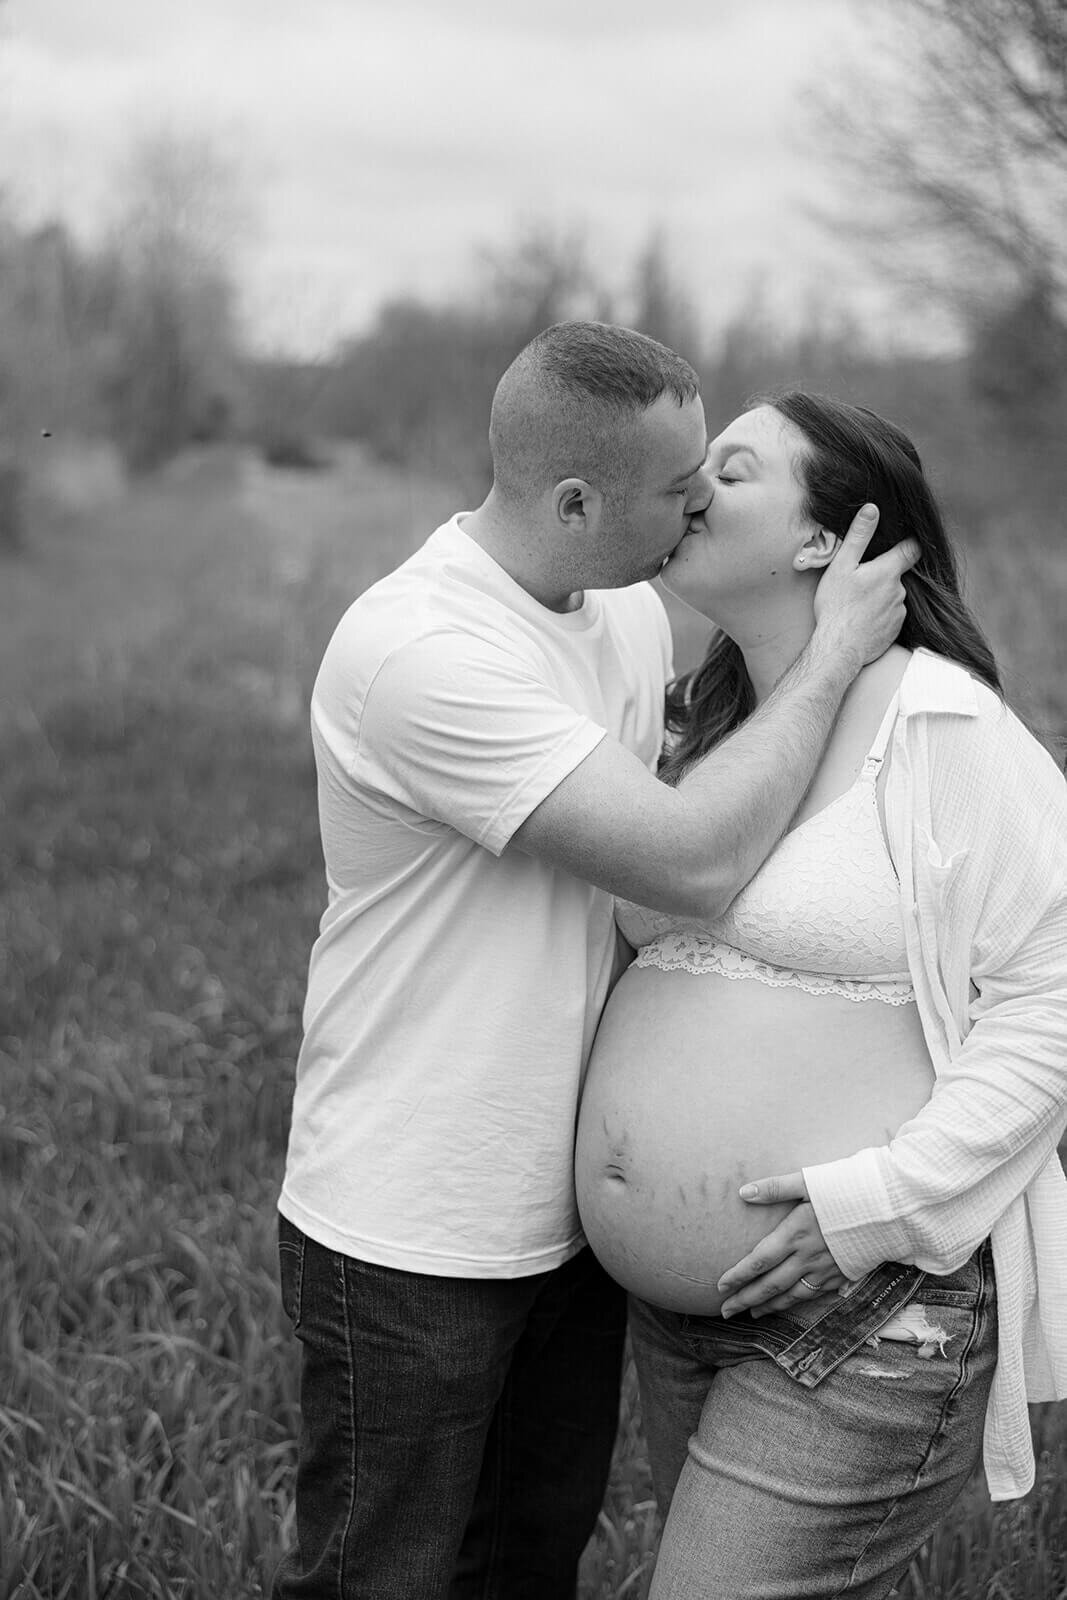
806, 615, 864, 686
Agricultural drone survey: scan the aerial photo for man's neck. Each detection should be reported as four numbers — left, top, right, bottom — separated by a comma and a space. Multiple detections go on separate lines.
460, 505, 583, 614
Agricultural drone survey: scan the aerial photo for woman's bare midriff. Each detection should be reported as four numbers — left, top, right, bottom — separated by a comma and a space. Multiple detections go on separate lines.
574, 962, 935, 1315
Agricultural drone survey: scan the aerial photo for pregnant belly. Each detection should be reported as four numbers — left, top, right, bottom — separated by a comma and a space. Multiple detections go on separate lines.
575, 963, 935, 1315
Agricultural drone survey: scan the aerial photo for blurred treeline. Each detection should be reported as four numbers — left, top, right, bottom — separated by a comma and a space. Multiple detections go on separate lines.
5, 196, 1064, 509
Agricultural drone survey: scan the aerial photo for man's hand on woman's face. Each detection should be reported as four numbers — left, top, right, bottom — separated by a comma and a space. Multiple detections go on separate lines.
812, 505, 921, 671
716, 1170, 850, 1319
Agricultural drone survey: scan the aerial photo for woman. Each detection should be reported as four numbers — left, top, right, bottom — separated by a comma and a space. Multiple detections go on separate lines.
574, 393, 1067, 1599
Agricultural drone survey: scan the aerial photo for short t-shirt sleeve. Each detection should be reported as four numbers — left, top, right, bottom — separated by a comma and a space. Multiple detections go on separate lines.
351, 629, 607, 855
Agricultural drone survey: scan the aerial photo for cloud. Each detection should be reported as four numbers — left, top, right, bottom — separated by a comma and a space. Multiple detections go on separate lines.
1, 0, 869, 350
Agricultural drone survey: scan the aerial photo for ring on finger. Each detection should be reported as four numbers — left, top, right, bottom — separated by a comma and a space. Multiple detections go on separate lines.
798, 1276, 822, 1294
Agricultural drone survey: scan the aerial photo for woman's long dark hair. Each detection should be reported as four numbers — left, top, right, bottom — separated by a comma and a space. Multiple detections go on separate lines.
660, 391, 1002, 783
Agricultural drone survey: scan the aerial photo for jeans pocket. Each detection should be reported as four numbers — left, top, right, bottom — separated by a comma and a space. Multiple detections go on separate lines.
909, 1240, 992, 1310
840, 1295, 994, 1395
278, 1215, 306, 1332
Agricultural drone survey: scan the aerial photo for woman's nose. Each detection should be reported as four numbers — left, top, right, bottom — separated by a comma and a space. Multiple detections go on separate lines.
689, 469, 714, 514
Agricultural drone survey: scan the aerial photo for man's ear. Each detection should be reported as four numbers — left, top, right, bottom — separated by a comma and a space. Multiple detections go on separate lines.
553, 478, 602, 535
794, 526, 841, 573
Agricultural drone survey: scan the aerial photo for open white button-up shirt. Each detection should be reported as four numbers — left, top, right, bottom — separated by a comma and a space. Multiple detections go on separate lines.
803, 649, 1067, 1501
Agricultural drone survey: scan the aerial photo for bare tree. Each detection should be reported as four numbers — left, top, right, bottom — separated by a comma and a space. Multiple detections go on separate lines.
816, 0, 1067, 317
476, 222, 608, 342
112, 127, 252, 282
630, 229, 701, 358
105, 128, 252, 470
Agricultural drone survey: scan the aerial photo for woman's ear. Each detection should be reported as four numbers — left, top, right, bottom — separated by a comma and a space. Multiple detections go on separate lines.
793, 527, 841, 573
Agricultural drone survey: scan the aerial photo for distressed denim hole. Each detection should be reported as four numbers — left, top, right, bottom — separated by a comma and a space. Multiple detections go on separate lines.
865, 1302, 953, 1360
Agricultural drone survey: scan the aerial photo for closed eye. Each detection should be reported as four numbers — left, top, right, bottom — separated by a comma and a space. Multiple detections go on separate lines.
716, 473, 739, 484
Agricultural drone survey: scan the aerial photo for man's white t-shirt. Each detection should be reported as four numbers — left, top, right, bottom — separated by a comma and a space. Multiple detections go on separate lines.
279, 515, 673, 1277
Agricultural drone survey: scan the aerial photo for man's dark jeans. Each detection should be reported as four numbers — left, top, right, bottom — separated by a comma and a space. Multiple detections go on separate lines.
272, 1215, 628, 1600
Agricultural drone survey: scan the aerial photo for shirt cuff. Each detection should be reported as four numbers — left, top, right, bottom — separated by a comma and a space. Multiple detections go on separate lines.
802, 1147, 914, 1280
479, 722, 607, 856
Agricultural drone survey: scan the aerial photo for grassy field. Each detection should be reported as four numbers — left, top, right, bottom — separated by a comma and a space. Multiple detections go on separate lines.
1, 445, 1065, 1598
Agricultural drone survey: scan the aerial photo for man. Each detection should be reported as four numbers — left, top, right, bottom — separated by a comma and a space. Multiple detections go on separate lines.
274, 321, 917, 1599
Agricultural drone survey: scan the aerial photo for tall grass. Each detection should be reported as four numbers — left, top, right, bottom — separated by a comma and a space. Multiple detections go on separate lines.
2, 448, 1065, 1597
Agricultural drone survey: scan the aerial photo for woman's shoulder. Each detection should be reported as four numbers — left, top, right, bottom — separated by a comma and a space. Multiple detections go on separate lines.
899, 648, 995, 714
902, 649, 1022, 740
904, 651, 1065, 814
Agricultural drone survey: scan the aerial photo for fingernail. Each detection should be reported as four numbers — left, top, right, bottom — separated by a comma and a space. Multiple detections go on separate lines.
739, 1184, 757, 1199
860, 503, 877, 519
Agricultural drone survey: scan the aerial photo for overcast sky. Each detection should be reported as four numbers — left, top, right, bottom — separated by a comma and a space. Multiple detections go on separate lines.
1, 0, 897, 354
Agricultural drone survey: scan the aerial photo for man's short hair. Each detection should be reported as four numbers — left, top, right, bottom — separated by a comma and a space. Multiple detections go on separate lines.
489, 321, 700, 510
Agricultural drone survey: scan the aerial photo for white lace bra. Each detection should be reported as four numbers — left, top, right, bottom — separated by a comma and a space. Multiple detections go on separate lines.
616, 692, 915, 1005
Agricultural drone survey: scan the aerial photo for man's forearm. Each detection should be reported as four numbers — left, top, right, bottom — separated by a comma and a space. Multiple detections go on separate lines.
676, 628, 857, 916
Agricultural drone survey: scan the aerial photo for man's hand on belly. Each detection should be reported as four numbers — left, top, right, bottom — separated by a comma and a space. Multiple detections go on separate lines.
716, 1171, 849, 1318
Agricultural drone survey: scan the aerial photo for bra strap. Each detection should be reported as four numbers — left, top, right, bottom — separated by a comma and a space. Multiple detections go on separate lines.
863, 689, 902, 771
